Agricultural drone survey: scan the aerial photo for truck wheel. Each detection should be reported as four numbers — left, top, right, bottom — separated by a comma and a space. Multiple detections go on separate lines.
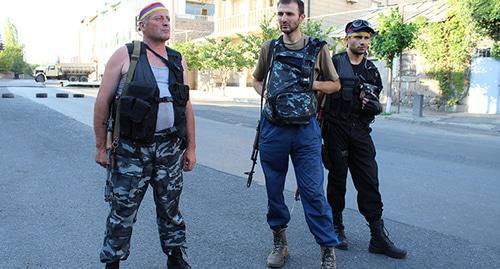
35, 74, 46, 83
68, 76, 78, 82
79, 76, 88, 82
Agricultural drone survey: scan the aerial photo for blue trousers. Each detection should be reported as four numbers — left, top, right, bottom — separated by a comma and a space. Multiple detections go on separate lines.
259, 117, 339, 247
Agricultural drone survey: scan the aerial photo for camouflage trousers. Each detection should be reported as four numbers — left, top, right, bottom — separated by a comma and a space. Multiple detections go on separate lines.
100, 134, 186, 263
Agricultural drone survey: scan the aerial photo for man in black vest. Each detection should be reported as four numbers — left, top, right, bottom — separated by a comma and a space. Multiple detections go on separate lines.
253, 1, 341, 268
323, 20, 406, 259
93, 2, 196, 269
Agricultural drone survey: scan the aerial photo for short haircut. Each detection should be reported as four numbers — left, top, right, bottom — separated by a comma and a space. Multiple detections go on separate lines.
277, 0, 305, 15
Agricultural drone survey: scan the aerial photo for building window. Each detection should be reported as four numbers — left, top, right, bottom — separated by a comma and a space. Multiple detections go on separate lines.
185, 1, 215, 16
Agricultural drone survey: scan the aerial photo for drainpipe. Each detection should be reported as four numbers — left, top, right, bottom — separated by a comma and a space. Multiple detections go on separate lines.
307, 0, 311, 17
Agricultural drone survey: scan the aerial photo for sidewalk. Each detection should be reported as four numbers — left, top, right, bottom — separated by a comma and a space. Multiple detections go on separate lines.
190, 87, 500, 135
383, 107, 500, 135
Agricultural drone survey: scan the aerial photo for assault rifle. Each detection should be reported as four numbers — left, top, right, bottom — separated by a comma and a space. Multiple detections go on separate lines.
245, 121, 260, 188
104, 112, 114, 203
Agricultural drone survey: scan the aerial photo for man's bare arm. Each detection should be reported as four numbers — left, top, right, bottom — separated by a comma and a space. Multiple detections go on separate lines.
182, 57, 196, 171
93, 46, 127, 167
253, 78, 264, 96
313, 80, 341, 94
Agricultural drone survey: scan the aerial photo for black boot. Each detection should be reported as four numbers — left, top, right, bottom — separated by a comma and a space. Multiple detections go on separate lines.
105, 260, 119, 269
368, 219, 407, 259
333, 214, 348, 250
167, 247, 192, 269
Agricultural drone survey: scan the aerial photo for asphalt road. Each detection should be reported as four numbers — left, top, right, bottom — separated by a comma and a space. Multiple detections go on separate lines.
1, 84, 499, 268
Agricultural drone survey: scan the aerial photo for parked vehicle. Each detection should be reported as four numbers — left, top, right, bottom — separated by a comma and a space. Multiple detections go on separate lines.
34, 63, 95, 83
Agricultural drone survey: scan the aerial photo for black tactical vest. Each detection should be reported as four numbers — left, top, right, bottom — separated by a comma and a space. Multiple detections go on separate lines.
263, 36, 326, 125
325, 52, 378, 125
118, 42, 189, 145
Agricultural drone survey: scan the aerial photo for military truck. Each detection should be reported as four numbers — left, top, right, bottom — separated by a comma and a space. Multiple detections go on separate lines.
34, 63, 95, 83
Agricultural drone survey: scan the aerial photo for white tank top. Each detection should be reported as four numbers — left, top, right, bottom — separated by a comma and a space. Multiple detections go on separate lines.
151, 66, 175, 131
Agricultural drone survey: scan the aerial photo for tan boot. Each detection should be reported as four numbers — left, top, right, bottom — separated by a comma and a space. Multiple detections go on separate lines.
266, 228, 288, 268
320, 246, 337, 269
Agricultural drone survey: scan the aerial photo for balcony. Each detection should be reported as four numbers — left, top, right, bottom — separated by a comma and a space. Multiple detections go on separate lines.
214, 7, 275, 36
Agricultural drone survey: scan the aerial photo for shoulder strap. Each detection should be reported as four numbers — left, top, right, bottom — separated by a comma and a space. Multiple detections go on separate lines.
333, 52, 355, 78
261, 39, 277, 112
144, 43, 183, 82
112, 40, 141, 144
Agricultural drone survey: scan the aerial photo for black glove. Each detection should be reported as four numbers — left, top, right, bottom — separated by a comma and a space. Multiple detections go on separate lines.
362, 95, 382, 115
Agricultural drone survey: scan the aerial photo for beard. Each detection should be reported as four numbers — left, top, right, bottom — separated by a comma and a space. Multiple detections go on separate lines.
280, 23, 299, 34
350, 47, 367, 55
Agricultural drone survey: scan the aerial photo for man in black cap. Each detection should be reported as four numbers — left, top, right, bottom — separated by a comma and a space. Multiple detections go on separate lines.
322, 19, 407, 259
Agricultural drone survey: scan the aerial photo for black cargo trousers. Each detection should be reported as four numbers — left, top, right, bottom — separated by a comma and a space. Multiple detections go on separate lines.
324, 115, 383, 223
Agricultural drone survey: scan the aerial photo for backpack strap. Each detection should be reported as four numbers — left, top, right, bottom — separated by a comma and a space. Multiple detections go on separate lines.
112, 40, 141, 146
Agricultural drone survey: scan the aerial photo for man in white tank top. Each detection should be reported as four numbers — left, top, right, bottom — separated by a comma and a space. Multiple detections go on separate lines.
93, 2, 196, 269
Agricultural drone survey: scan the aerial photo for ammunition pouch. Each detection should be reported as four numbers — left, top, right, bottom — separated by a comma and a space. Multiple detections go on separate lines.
170, 83, 189, 106
118, 81, 159, 144
268, 90, 317, 125
325, 77, 359, 121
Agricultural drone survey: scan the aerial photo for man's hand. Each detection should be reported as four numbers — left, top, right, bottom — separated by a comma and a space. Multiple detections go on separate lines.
183, 147, 196, 172
360, 92, 382, 115
95, 147, 111, 168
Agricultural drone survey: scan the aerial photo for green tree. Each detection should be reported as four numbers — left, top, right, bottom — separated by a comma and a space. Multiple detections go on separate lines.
371, 8, 418, 112
198, 38, 249, 92
238, 15, 280, 69
462, 0, 500, 41
0, 18, 31, 77
301, 19, 335, 42
172, 41, 203, 71
414, 0, 478, 105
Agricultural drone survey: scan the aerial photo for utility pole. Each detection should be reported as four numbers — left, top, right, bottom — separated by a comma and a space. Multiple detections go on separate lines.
307, 0, 311, 17
397, 4, 404, 113
171, 1, 176, 43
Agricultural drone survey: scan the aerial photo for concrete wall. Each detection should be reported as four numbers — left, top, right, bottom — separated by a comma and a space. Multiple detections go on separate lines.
173, 15, 214, 42
467, 57, 500, 114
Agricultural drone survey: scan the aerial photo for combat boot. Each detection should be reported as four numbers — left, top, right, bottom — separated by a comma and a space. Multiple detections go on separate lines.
167, 247, 192, 269
320, 245, 337, 269
333, 214, 348, 250
266, 228, 288, 268
368, 219, 407, 259
105, 260, 119, 269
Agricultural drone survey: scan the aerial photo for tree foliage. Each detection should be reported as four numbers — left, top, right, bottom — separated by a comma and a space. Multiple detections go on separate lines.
371, 8, 418, 69
461, 0, 500, 41
172, 41, 202, 71
238, 15, 280, 68
414, 0, 478, 105
301, 19, 335, 42
0, 18, 31, 75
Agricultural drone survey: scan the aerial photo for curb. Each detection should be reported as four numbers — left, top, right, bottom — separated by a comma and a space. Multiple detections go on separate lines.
382, 115, 500, 135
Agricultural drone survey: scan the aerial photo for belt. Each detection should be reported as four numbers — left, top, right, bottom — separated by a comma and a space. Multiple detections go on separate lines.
157, 96, 173, 103
154, 126, 178, 141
